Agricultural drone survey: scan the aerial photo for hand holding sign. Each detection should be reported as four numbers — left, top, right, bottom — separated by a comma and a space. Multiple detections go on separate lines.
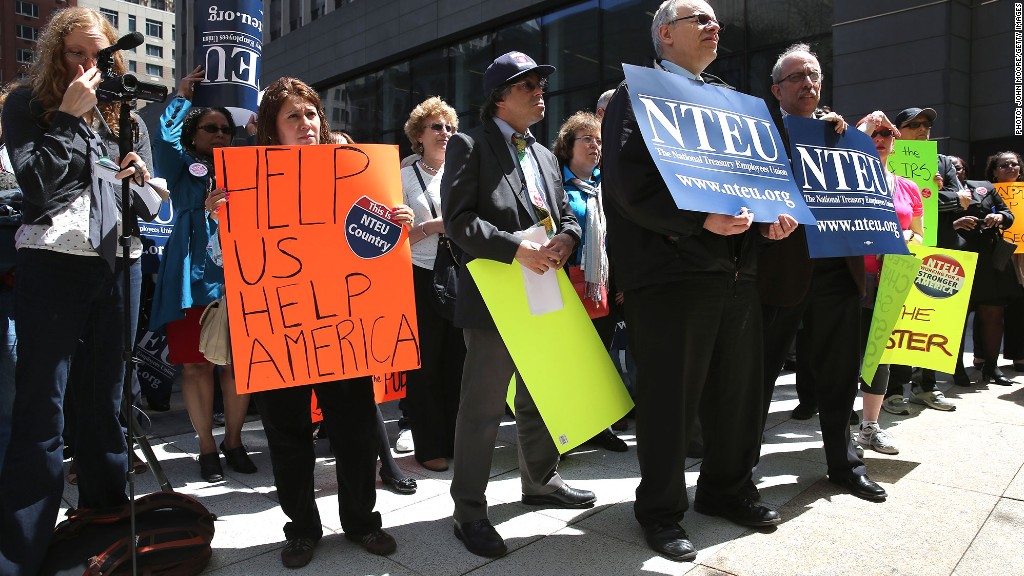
759, 213, 798, 240
704, 208, 754, 236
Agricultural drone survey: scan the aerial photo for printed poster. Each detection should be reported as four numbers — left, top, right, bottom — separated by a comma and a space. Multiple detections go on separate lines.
995, 183, 1024, 252
887, 140, 939, 246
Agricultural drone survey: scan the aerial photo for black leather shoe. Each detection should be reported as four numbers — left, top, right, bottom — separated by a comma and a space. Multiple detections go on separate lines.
642, 523, 696, 562
220, 442, 257, 474
198, 452, 223, 483
791, 403, 817, 420
588, 429, 628, 452
953, 367, 974, 387
522, 484, 595, 508
281, 536, 318, 568
454, 519, 507, 557
693, 497, 781, 527
828, 473, 887, 502
380, 473, 417, 495
983, 362, 1014, 386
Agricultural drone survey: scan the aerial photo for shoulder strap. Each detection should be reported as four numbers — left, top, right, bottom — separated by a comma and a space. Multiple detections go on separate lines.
412, 163, 438, 219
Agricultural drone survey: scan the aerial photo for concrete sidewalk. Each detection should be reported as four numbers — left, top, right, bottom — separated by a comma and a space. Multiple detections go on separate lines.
60, 359, 1024, 575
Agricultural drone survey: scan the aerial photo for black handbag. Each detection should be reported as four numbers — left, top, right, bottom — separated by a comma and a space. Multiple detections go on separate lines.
414, 164, 462, 320
991, 230, 1017, 271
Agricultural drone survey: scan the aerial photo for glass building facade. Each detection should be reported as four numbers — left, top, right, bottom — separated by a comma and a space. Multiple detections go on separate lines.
318, 0, 833, 156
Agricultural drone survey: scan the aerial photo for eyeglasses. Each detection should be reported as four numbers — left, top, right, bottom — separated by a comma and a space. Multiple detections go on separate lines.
901, 121, 932, 130
776, 71, 822, 85
429, 122, 455, 134
668, 13, 725, 31
63, 50, 98, 64
953, 165, 965, 172
509, 78, 548, 93
871, 129, 895, 139
575, 135, 602, 146
998, 162, 1021, 169
198, 124, 233, 135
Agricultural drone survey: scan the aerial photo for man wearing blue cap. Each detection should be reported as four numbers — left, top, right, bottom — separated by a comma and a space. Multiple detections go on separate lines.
440, 51, 592, 558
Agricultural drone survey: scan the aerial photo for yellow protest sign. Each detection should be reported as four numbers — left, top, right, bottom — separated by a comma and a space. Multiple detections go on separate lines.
887, 140, 938, 246
467, 259, 633, 454
877, 246, 977, 373
862, 255, 922, 384
995, 183, 1024, 252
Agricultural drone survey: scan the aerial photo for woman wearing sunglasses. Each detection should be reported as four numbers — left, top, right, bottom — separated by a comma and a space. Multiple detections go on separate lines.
150, 65, 256, 482
982, 151, 1024, 378
398, 96, 466, 472
853, 112, 923, 455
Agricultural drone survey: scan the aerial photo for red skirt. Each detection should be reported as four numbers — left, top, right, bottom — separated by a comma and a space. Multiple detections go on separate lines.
166, 305, 209, 365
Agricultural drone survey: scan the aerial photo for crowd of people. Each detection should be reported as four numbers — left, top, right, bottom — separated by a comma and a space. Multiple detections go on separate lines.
0, 1, 1021, 573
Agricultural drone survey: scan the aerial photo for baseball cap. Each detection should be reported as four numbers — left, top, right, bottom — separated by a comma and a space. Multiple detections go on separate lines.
483, 51, 555, 94
893, 107, 937, 128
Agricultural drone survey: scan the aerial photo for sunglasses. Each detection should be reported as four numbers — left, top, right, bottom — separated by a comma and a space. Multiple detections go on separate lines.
998, 162, 1021, 169
509, 78, 548, 93
901, 121, 932, 130
668, 13, 725, 31
429, 122, 455, 134
198, 124, 233, 135
871, 129, 895, 139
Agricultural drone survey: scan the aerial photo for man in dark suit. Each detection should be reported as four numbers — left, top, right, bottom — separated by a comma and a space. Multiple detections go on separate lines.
757, 43, 887, 502
440, 51, 593, 559
601, 0, 793, 562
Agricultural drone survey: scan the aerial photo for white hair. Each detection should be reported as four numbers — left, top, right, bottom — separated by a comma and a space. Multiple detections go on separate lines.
771, 43, 819, 83
651, 0, 684, 58
596, 89, 616, 112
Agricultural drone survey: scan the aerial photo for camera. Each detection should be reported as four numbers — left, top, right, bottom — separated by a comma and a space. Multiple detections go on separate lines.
95, 32, 168, 104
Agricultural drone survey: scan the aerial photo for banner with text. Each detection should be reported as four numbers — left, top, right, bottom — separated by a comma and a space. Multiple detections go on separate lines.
311, 372, 406, 423
621, 64, 814, 224
215, 144, 420, 393
137, 198, 176, 274
468, 259, 633, 454
887, 140, 938, 247
785, 115, 909, 258
194, 0, 263, 126
875, 246, 977, 374
995, 183, 1024, 251
862, 255, 922, 385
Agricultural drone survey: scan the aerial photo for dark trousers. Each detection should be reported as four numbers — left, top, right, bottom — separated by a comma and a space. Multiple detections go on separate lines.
253, 377, 381, 541
626, 277, 762, 528
0, 250, 140, 575
406, 266, 465, 462
762, 260, 864, 478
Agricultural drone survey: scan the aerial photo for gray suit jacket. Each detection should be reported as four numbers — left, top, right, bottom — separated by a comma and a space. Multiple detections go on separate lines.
440, 118, 581, 329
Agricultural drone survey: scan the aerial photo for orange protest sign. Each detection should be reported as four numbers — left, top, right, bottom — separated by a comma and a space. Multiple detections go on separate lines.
995, 183, 1024, 252
310, 372, 405, 422
214, 144, 421, 393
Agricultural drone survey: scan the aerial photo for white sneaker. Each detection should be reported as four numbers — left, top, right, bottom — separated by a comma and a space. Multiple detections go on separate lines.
909, 389, 956, 411
881, 395, 910, 416
857, 424, 899, 455
395, 428, 414, 453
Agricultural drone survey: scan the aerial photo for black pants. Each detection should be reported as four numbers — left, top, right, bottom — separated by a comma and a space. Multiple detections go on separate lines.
405, 265, 466, 462
626, 276, 762, 528
761, 260, 865, 478
253, 377, 381, 541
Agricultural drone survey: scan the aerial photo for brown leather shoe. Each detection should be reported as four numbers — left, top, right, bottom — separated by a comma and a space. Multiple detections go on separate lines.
346, 528, 396, 556
281, 537, 318, 568
420, 457, 449, 471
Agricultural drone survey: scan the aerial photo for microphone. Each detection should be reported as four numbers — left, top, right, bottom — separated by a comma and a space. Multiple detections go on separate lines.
96, 32, 145, 63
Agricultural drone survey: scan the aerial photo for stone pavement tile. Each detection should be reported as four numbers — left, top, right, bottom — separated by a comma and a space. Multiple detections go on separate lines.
954, 497, 1024, 576
1003, 463, 1024, 501
750, 453, 829, 508
202, 492, 296, 572
703, 478, 997, 576
463, 525, 702, 576
758, 419, 827, 466
379, 496, 566, 576
559, 435, 640, 475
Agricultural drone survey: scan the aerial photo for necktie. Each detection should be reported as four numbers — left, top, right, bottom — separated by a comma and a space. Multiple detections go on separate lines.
511, 133, 554, 236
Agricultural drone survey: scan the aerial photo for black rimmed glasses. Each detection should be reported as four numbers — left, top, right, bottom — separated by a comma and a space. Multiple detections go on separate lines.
668, 13, 725, 31
776, 71, 822, 85
509, 78, 548, 93
198, 124, 233, 135
429, 122, 455, 134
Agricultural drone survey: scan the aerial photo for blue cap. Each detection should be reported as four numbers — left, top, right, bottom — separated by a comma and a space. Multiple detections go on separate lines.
483, 51, 555, 94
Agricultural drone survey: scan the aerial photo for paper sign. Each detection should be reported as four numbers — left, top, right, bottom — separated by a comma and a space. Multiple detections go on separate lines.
887, 140, 938, 246
995, 183, 1024, 252
876, 246, 977, 374
520, 226, 563, 315
468, 259, 633, 453
311, 372, 406, 423
784, 115, 909, 258
621, 64, 815, 224
862, 255, 922, 384
215, 144, 421, 393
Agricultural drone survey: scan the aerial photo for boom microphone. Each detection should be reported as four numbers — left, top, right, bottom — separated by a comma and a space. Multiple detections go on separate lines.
96, 32, 145, 63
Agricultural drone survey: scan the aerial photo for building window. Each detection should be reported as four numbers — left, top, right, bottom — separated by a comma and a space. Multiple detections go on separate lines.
15, 25, 38, 41
15, 1, 39, 18
128, 15, 136, 32
151, 0, 167, 10
100, 8, 118, 28
15, 49, 33, 64
145, 19, 163, 39
146, 64, 163, 77
146, 44, 163, 58
129, 61, 137, 73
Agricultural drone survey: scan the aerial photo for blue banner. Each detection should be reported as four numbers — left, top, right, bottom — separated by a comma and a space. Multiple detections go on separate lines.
784, 115, 909, 258
621, 64, 814, 224
194, 0, 263, 127
137, 199, 176, 274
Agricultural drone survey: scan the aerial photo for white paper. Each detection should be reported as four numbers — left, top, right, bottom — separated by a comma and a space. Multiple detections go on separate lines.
520, 225, 563, 315
94, 162, 165, 217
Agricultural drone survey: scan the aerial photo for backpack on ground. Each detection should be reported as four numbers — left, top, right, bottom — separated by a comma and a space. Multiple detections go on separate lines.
39, 491, 215, 576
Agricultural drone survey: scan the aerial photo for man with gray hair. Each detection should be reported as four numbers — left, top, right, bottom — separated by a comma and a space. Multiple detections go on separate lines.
595, 89, 615, 118
602, 0, 793, 562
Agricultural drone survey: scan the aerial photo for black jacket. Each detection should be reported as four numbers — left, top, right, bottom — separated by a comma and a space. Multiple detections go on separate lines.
958, 179, 1013, 251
